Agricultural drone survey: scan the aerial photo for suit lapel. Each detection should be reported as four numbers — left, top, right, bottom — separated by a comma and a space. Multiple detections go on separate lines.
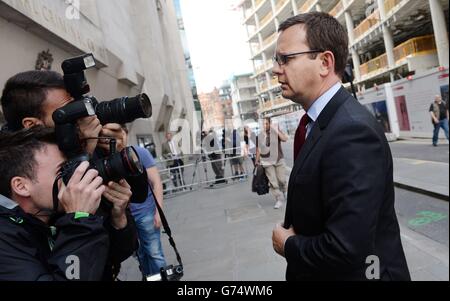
288, 125, 321, 197
288, 87, 351, 196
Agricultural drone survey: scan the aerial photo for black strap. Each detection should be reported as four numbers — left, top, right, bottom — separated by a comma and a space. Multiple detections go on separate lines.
143, 168, 183, 267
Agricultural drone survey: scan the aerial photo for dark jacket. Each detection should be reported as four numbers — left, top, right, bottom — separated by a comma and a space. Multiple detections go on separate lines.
92, 148, 141, 280
284, 87, 410, 281
0, 195, 109, 281
95, 201, 138, 280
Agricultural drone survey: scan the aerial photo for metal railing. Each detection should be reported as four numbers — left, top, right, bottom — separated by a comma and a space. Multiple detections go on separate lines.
273, 96, 290, 106
393, 35, 436, 64
263, 100, 272, 109
329, 1, 344, 17
255, 0, 264, 8
298, 0, 316, 13
359, 53, 388, 77
353, 9, 380, 40
384, 0, 402, 16
156, 148, 251, 197
259, 80, 268, 92
275, 0, 289, 12
359, 35, 437, 77
259, 10, 273, 29
262, 32, 277, 48
270, 77, 279, 88
255, 64, 265, 75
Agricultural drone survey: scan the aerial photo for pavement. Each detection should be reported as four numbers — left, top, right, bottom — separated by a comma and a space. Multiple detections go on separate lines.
390, 138, 449, 199
393, 158, 448, 199
118, 137, 449, 281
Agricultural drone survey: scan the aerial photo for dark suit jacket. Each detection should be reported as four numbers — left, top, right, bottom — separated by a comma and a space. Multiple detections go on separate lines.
284, 87, 410, 281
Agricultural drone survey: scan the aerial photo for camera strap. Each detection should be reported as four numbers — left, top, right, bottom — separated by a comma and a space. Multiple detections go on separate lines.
144, 169, 183, 267
52, 175, 63, 212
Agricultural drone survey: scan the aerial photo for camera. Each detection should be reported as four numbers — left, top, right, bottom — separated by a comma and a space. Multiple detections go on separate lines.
52, 54, 152, 203
58, 142, 143, 186
145, 265, 184, 281
52, 53, 152, 156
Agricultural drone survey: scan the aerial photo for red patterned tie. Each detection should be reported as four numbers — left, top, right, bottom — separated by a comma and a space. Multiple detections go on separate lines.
294, 113, 310, 160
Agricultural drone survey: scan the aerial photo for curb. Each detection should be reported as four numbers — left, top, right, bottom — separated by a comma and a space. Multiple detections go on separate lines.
394, 181, 449, 201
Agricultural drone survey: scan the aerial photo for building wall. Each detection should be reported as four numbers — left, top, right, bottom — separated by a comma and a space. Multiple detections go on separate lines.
231, 73, 259, 125
198, 87, 235, 131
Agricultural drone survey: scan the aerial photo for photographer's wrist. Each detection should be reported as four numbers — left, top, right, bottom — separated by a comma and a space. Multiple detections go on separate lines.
111, 208, 127, 230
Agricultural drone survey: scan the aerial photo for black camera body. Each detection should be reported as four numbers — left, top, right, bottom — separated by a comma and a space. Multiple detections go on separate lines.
58, 145, 143, 186
53, 53, 152, 156
145, 265, 184, 281
53, 54, 152, 201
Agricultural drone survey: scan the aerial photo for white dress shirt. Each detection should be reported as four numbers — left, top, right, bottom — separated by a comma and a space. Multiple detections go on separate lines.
305, 82, 342, 138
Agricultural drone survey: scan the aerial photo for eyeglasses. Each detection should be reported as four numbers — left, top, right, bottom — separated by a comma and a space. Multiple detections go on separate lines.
272, 50, 324, 66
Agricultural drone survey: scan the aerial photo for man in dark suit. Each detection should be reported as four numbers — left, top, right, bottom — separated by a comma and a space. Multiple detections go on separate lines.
271, 12, 410, 281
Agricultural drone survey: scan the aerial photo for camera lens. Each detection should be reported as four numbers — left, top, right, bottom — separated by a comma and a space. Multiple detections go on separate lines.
95, 93, 152, 125
93, 146, 143, 183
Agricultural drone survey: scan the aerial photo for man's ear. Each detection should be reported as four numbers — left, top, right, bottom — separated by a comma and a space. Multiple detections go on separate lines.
319, 51, 335, 77
10, 176, 32, 198
22, 117, 44, 129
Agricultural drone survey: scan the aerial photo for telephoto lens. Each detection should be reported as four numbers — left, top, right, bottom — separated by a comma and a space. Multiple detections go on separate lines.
95, 93, 152, 125
60, 147, 143, 186
92, 146, 144, 183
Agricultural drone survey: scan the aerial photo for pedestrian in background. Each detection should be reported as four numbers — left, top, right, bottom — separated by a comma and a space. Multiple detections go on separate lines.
429, 94, 449, 146
121, 126, 167, 276
161, 132, 185, 190
255, 118, 288, 209
244, 126, 257, 167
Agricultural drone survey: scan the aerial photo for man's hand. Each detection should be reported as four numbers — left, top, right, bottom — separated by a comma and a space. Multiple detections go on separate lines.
58, 161, 105, 215
272, 223, 296, 257
98, 123, 127, 152
77, 116, 102, 155
103, 179, 132, 230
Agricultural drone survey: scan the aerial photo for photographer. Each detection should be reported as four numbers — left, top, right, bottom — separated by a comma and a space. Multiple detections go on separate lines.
1, 70, 138, 280
121, 125, 167, 277
0, 127, 132, 280
206, 128, 226, 185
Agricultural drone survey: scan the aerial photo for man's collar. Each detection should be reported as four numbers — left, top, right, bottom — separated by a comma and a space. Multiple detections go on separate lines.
306, 82, 342, 122
0, 194, 19, 210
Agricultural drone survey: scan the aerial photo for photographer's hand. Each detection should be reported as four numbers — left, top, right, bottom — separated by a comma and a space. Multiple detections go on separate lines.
58, 161, 105, 214
77, 116, 102, 154
98, 123, 127, 152
103, 179, 132, 230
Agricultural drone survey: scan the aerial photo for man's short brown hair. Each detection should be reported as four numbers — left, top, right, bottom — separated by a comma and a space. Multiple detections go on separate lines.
1, 71, 65, 131
278, 12, 349, 78
0, 126, 57, 198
